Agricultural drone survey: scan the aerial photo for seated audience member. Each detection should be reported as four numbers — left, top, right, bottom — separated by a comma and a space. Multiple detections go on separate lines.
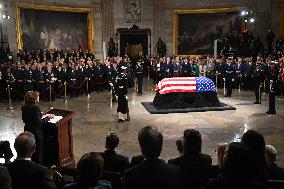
123, 126, 182, 189
169, 129, 212, 189
0, 166, 11, 189
210, 143, 227, 178
64, 152, 112, 189
100, 133, 130, 174
241, 130, 267, 181
5, 132, 56, 189
168, 138, 183, 164
0, 141, 13, 163
130, 154, 144, 167
207, 142, 265, 189
265, 145, 284, 180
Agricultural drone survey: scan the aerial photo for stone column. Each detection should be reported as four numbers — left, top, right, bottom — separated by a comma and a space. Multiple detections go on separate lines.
102, 0, 114, 47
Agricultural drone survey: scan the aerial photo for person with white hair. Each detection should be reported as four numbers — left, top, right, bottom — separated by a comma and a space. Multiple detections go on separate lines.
265, 145, 284, 180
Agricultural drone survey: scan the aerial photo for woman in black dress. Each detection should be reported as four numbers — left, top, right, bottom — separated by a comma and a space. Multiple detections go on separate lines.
21, 91, 53, 164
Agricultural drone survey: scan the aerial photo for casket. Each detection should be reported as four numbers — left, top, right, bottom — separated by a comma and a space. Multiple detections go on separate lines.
153, 77, 220, 109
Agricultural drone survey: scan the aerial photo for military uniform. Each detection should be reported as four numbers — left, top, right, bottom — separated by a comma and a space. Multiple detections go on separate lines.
223, 59, 236, 97
116, 66, 129, 122
23, 67, 35, 93
135, 61, 144, 95
34, 67, 46, 100
253, 64, 265, 104
266, 63, 279, 114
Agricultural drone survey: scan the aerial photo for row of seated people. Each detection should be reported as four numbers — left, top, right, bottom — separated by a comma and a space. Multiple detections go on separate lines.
1, 128, 284, 189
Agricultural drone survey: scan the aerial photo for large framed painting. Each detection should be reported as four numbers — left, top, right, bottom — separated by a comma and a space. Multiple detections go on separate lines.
173, 7, 242, 55
16, 3, 94, 51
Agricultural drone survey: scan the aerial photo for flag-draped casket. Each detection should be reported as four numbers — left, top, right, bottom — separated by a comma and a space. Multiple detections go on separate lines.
153, 77, 220, 109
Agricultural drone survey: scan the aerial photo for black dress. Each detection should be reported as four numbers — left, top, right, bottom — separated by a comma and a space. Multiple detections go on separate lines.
21, 104, 48, 164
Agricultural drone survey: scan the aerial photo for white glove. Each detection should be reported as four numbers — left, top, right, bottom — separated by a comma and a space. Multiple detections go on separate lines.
232, 79, 234, 82
109, 83, 113, 87
223, 78, 225, 81
115, 95, 118, 100
125, 95, 128, 100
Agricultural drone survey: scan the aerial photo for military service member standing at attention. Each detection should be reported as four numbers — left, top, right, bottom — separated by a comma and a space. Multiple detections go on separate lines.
116, 66, 130, 122
253, 63, 264, 104
135, 60, 144, 96
223, 57, 236, 97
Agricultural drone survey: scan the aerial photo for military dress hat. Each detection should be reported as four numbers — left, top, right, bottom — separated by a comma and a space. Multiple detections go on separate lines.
121, 66, 127, 70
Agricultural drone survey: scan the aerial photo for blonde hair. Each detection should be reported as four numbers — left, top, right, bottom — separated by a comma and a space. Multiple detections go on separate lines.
24, 91, 39, 105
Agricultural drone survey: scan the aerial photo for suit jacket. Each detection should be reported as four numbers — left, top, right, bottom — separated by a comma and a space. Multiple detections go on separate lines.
100, 150, 130, 174
169, 153, 212, 189
5, 159, 56, 189
124, 158, 182, 189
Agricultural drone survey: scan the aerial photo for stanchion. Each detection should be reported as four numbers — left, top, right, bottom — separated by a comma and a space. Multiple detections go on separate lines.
238, 75, 241, 91
215, 73, 218, 89
86, 79, 90, 98
223, 78, 226, 96
259, 84, 262, 104
49, 84, 52, 102
7, 84, 13, 111
64, 81, 67, 102
263, 78, 266, 94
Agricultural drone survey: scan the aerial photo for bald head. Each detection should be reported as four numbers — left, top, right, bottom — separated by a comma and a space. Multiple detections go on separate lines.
14, 132, 36, 158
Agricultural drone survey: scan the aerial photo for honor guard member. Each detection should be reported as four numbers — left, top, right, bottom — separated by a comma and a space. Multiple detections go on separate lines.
266, 61, 279, 114
223, 57, 236, 97
45, 67, 57, 101
135, 60, 144, 95
116, 66, 130, 122
180, 58, 191, 77
23, 64, 35, 93
34, 64, 46, 100
253, 63, 265, 104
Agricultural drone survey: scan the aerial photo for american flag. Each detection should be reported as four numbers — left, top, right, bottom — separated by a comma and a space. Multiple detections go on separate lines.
155, 77, 217, 95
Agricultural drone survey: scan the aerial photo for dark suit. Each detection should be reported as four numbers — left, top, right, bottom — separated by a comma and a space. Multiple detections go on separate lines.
5, 159, 56, 189
21, 104, 48, 164
100, 150, 130, 174
169, 153, 212, 189
124, 158, 182, 189
130, 155, 144, 167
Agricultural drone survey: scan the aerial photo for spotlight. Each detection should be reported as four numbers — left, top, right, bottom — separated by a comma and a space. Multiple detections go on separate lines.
249, 18, 255, 23
246, 11, 249, 15
245, 19, 248, 23
7, 15, 10, 19
2, 14, 6, 19
241, 10, 246, 16
0, 4, 2, 9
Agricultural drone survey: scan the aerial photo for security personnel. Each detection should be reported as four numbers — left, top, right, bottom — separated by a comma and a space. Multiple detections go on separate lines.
116, 66, 130, 122
266, 61, 279, 114
135, 60, 144, 95
253, 63, 265, 104
223, 57, 236, 97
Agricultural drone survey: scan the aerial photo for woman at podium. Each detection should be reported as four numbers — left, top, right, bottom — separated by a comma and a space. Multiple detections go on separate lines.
21, 91, 54, 164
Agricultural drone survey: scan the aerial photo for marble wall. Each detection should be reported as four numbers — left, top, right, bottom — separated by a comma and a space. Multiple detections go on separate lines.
1, 0, 284, 58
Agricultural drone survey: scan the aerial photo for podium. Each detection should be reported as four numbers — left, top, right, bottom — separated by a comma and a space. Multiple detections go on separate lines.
43, 109, 76, 167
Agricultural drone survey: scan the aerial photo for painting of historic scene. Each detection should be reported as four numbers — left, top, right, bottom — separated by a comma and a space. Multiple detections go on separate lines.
20, 9, 88, 50
177, 11, 242, 55
123, 0, 141, 23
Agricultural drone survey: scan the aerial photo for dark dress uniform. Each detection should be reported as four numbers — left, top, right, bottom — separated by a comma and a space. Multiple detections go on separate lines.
23, 68, 35, 93
13, 66, 25, 100
116, 68, 129, 122
135, 62, 144, 95
68, 68, 80, 97
45, 69, 57, 101
266, 64, 279, 114
253, 65, 265, 104
223, 62, 236, 97
34, 68, 47, 100
109, 65, 118, 102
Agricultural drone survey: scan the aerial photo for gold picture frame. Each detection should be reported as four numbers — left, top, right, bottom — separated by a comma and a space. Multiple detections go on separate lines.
16, 3, 95, 52
173, 7, 243, 56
